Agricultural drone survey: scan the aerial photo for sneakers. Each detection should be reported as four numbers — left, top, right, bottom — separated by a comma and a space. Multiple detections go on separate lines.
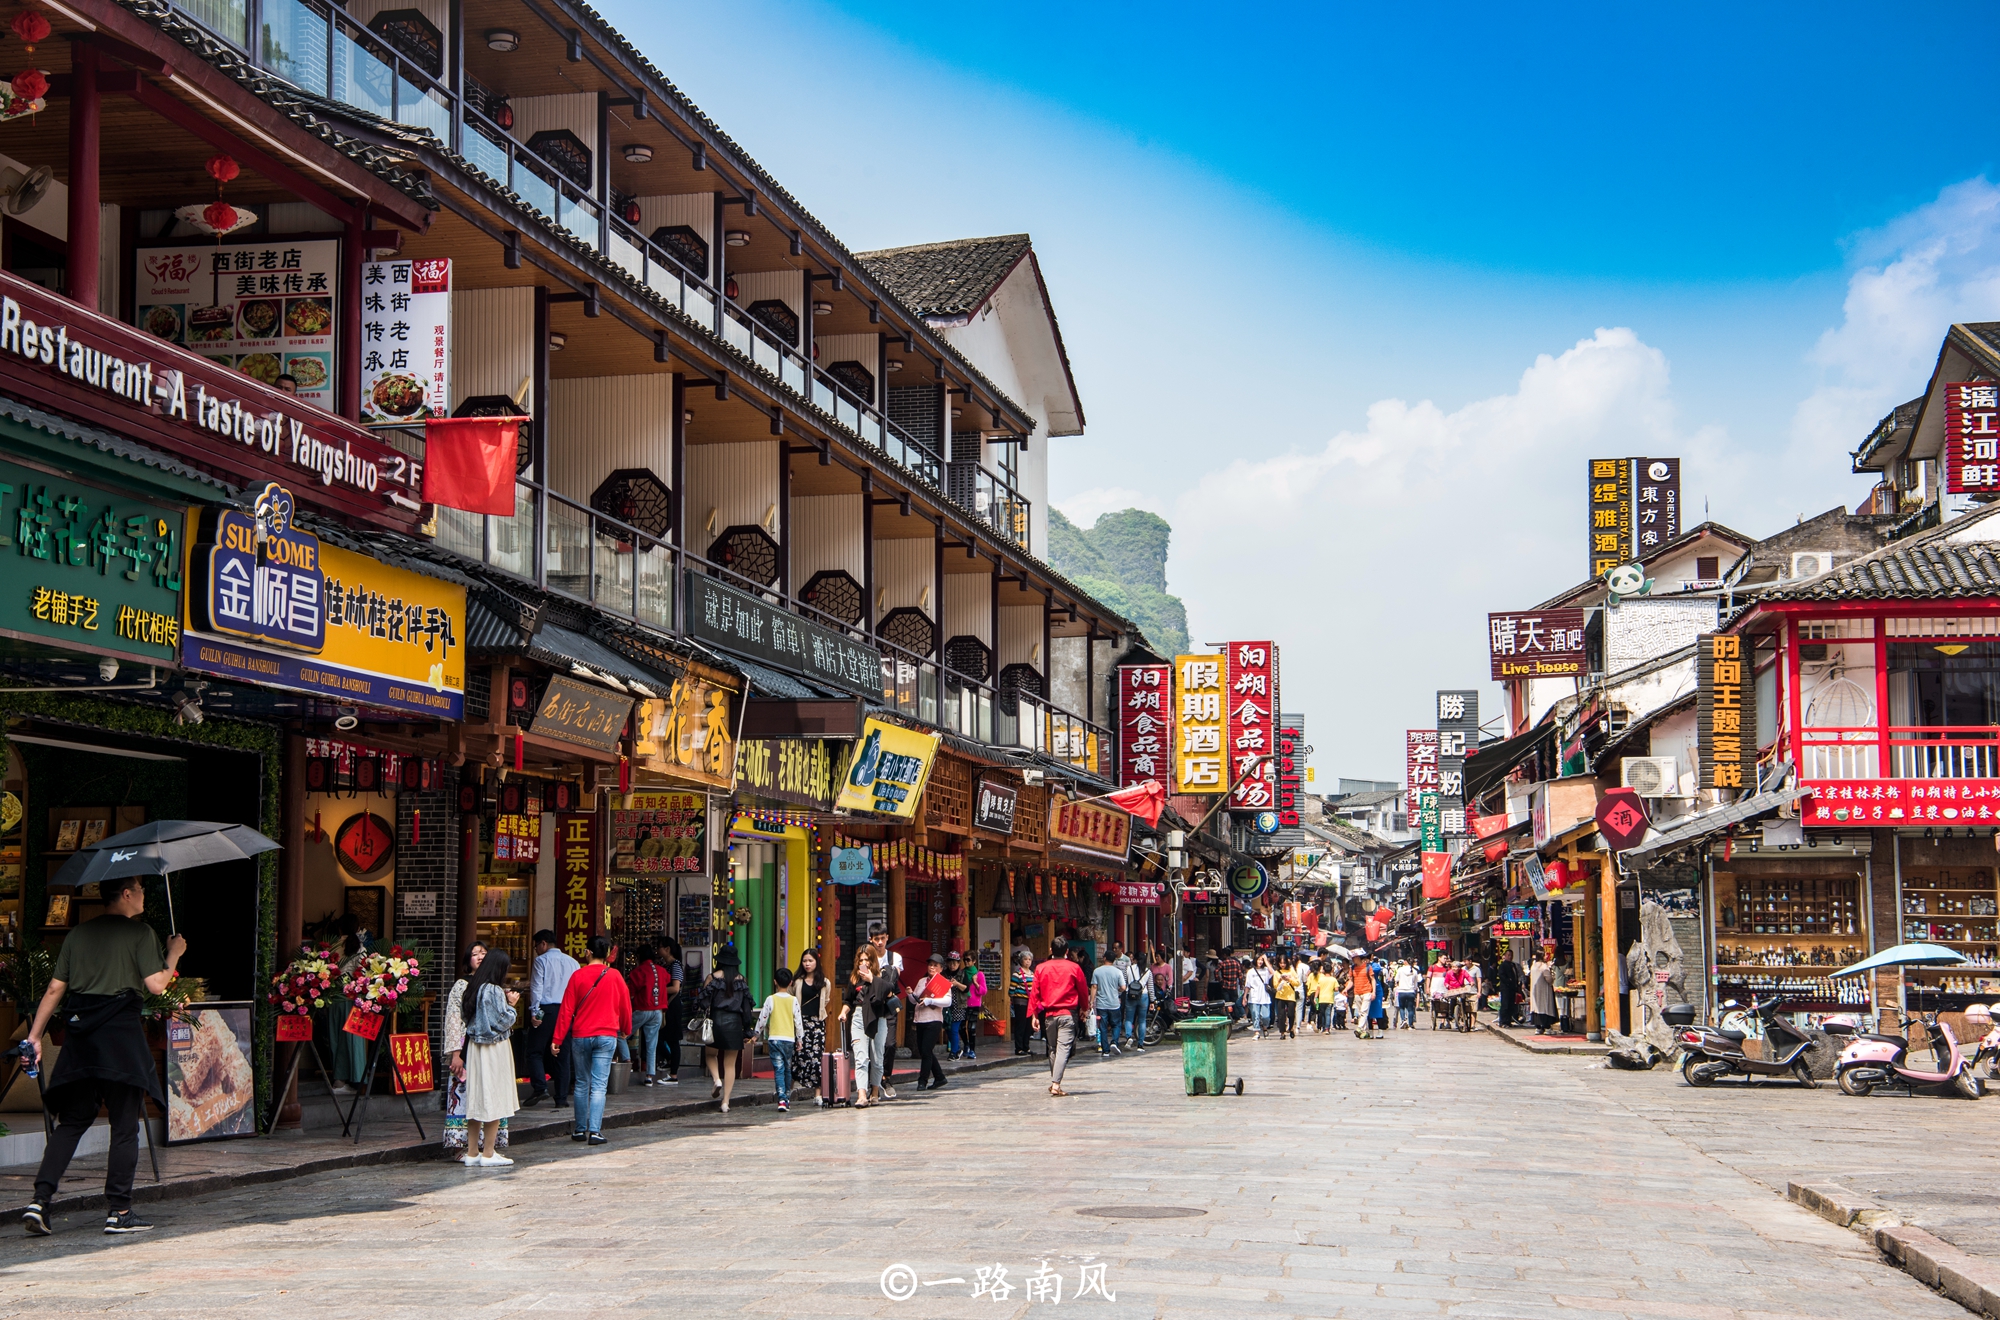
661, 1075, 680, 1085
1134, 1045, 1146, 1054
879, 1084, 896, 1100
776, 1099, 789, 1112
586, 1133, 607, 1146
103, 1210, 153, 1235
571, 1131, 588, 1142
485, 1154, 515, 1166
22, 1202, 49, 1237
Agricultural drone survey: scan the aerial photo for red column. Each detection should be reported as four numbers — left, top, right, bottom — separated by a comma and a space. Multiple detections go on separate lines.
66, 42, 100, 309
338, 213, 367, 419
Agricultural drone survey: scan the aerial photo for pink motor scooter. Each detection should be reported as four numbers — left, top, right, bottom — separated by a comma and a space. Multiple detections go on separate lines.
1832, 1010, 1983, 1099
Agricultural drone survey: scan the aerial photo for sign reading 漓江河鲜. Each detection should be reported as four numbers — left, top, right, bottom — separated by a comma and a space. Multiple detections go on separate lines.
0, 455, 185, 662
1946, 382, 2000, 494
834, 718, 938, 818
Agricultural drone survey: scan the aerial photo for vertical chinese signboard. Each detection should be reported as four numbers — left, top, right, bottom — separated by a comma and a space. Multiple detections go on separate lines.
1437, 690, 1478, 849
1276, 715, 1304, 828
556, 811, 599, 959
1946, 382, 2000, 494
1697, 633, 1755, 791
1633, 458, 1680, 554
1406, 729, 1438, 815
1116, 663, 1171, 791
133, 239, 338, 412
1225, 641, 1276, 810
359, 258, 452, 423
1488, 609, 1588, 680
1173, 653, 1227, 794
1587, 457, 1631, 578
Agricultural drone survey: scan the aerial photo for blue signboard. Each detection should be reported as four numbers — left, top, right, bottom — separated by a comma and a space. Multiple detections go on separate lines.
828, 847, 874, 885
187, 486, 325, 652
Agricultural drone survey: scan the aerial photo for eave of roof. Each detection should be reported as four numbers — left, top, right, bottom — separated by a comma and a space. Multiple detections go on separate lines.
1740, 501, 2000, 607
1535, 520, 1759, 609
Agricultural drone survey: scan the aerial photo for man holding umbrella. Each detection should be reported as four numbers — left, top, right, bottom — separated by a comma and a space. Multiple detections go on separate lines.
20, 873, 184, 1236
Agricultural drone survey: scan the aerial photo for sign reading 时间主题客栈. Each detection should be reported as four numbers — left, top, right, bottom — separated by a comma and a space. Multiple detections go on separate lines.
1698, 632, 1754, 792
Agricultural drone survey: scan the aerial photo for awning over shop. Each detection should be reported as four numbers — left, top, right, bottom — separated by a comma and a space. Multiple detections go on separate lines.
1621, 783, 1812, 867
1464, 720, 1558, 803
528, 621, 679, 696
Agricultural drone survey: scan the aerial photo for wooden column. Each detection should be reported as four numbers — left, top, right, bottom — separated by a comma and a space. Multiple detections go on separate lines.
1598, 853, 1621, 1037
276, 731, 307, 1127
821, 874, 841, 1020
888, 863, 906, 941
66, 41, 100, 309
671, 375, 686, 633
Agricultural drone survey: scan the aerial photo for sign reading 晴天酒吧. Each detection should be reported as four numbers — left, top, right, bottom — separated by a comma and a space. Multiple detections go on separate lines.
834, 718, 939, 818
0, 455, 185, 662
1488, 609, 1587, 680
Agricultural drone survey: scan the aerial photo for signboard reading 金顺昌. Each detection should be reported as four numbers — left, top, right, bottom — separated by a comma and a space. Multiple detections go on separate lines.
834, 718, 939, 818
1116, 663, 1171, 792
1173, 654, 1227, 794
1488, 609, 1587, 681
557, 812, 598, 959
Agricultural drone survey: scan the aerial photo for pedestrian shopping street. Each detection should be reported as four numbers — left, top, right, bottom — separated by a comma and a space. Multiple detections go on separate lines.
0, 1029, 1968, 1320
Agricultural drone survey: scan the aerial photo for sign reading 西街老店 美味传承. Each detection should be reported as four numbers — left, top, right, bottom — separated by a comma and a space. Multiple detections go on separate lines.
135, 240, 338, 412
358, 259, 451, 424
529, 674, 634, 755
0, 455, 186, 663
833, 718, 939, 818
685, 569, 880, 696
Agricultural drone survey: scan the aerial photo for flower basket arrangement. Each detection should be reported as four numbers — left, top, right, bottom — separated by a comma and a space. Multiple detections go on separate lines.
142, 971, 198, 1023
267, 945, 339, 1017
342, 944, 424, 1017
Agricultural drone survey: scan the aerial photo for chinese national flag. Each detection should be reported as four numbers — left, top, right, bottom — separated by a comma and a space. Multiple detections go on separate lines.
1421, 850, 1452, 900
423, 417, 521, 514
1104, 780, 1166, 827
1471, 813, 1511, 862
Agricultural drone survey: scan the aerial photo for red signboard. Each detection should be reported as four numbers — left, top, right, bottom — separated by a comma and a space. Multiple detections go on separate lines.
1225, 642, 1277, 810
0, 269, 424, 531
1406, 729, 1439, 807
1595, 787, 1651, 852
1116, 664, 1171, 792
1805, 780, 2000, 826
388, 1032, 435, 1094
341, 1005, 384, 1039
1275, 720, 1303, 828
1110, 881, 1163, 907
1049, 797, 1132, 860
1946, 381, 2000, 495
1488, 609, 1588, 681
275, 1013, 315, 1042
556, 811, 600, 959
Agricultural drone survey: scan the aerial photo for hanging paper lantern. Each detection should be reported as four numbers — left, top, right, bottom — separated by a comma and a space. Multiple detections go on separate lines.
11, 66, 44, 101
622, 199, 641, 224
176, 202, 257, 236
10, 11, 50, 50
204, 153, 241, 186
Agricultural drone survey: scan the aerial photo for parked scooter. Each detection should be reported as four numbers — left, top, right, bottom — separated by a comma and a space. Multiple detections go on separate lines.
1834, 1009, 1984, 1099
1677, 999, 1819, 1087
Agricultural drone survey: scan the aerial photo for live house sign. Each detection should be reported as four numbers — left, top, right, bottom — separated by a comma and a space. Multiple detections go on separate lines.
0, 272, 425, 532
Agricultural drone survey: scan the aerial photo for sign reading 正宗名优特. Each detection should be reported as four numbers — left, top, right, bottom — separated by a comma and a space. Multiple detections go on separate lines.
834, 718, 938, 818
556, 812, 598, 959
359, 259, 451, 424
0, 454, 185, 662
1488, 609, 1587, 680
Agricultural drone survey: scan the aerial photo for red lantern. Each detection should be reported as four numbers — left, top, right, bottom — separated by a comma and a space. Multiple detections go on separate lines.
622, 199, 641, 224
10, 11, 49, 50
495, 103, 514, 130
202, 200, 238, 232
724, 276, 739, 300
204, 153, 241, 186
10, 67, 44, 102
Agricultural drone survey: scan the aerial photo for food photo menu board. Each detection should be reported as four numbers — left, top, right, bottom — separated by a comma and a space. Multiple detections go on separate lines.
133, 239, 339, 411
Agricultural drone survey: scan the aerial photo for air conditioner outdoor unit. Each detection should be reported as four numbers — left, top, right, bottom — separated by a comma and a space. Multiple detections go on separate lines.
1790, 550, 1836, 580
1621, 756, 1679, 798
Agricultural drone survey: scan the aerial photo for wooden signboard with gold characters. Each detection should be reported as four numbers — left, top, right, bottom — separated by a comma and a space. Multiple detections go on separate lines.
633, 660, 744, 790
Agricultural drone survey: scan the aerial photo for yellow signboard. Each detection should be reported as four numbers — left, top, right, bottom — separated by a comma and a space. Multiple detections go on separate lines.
1173, 653, 1227, 794
633, 663, 741, 791
834, 717, 940, 818
317, 541, 467, 698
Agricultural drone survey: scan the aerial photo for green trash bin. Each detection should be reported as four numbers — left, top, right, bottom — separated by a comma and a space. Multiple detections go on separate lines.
1177, 1016, 1241, 1096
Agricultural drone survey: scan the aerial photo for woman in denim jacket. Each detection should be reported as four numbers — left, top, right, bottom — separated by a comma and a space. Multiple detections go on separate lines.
462, 948, 520, 1166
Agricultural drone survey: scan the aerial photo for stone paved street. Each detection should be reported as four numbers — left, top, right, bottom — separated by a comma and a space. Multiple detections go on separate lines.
0, 1028, 1972, 1319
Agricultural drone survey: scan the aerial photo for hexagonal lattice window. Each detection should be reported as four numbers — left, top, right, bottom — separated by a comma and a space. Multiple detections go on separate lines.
708, 525, 780, 588
590, 468, 673, 541
879, 607, 936, 658
999, 662, 1043, 715
747, 298, 800, 345
944, 634, 992, 683
801, 569, 863, 627
827, 359, 875, 402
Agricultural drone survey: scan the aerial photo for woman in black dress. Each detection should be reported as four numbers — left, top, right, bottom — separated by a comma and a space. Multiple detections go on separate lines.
693, 948, 755, 1112
793, 949, 829, 1096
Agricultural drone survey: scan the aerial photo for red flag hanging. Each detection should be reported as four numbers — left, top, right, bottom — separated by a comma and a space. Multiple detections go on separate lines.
1103, 780, 1165, 827
423, 417, 521, 514
1420, 851, 1452, 900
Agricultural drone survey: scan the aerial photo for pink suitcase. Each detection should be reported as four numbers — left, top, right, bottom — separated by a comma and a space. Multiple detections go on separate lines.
820, 1051, 854, 1106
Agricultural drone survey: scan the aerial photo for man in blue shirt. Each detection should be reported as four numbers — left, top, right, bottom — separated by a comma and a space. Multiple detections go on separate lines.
524, 929, 580, 1106
1090, 952, 1127, 1056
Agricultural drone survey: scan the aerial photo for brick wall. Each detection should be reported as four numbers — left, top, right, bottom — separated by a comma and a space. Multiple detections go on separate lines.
395, 769, 461, 1062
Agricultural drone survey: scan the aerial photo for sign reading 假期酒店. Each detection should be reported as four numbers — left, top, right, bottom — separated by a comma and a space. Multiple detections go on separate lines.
0, 270, 423, 531
0, 455, 185, 663
1173, 653, 1227, 794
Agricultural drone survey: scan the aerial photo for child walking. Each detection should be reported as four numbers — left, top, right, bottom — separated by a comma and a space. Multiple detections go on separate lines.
754, 967, 800, 1113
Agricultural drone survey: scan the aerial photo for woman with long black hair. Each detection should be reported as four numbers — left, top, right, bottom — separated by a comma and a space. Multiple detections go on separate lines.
693, 947, 756, 1112
793, 949, 830, 1097
460, 948, 519, 1166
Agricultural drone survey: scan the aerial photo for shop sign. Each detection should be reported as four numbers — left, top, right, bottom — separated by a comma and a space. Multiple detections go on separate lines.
1803, 779, 2000, 826
1276, 717, 1303, 827
358, 259, 451, 424
1224, 641, 1277, 810
135, 240, 338, 411
1406, 729, 1438, 811
556, 811, 599, 959
388, 1033, 435, 1094
1116, 663, 1171, 791
634, 665, 742, 789
531, 674, 633, 755
1586, 456, 1632, 577
181, 499, 467, 718
1048, 796, 1132, 861
1110, 880, 1163, 907
829, 846, 874, 884
1595, 786, 1650, 852
1487, 608, 1587, 680
493, 813, 540, 863
334, 812, 395, 878
685, 569, 879, 696
1498, 905, 1535, 936
734, 737, 844, 808
1634, 458, 1680, 554
834, 718, 939, 818
1172, 653, 1227, 794
0, 455, 185, 661
1436, 690, 1477, 845
610, 790, 706, 876
1417, 790, 1442, 852
1226, 861, 1268, 902
973, 777, 1018, 834
1696, 633, 1754, 790
162, 1006, 256, 1143
1947, 382, 2000, 493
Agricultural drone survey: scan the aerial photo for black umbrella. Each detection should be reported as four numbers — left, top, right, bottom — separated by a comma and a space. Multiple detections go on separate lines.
51, 820, 280, 932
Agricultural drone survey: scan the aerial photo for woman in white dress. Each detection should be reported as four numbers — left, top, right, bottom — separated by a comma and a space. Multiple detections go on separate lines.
460, 948, 520, 1166
442, 942, 506, 1158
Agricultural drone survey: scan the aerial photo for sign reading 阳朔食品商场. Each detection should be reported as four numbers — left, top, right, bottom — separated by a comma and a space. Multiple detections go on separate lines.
685, 569, 880, 696
609, 791, 706, 877
358, 259, 451, 424
1173, 653, 1227, 794
974, 777, 1019, 834
1488, 609, 1587, 681
1697, 632, 1755, 792
530, 674, 634, 755
0, 455, 185, 663
557, 812, 598, 959
1116, 663, 1171, 792
834, 718, 939, 818
1225, 642, 1277, 811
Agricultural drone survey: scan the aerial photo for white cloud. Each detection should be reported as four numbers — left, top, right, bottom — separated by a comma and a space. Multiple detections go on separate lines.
1790, 177, 2000, 471
1162, 327, 1719, 775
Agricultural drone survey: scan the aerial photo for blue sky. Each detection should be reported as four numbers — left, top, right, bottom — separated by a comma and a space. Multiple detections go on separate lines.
604, 1, 2000, 780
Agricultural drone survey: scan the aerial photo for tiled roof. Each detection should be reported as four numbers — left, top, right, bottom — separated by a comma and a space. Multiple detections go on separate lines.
1754, 536, 2000, 602
855, 235, 1033, 320
0, 394, 233, 496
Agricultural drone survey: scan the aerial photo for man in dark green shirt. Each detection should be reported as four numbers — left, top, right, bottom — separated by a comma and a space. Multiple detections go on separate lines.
21, 873, 184, 1237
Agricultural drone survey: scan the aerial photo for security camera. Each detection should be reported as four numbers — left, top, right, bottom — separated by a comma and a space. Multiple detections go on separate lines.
1020, 769, 1044, 786
170, 689, 204, 726
97, 657, 119, 682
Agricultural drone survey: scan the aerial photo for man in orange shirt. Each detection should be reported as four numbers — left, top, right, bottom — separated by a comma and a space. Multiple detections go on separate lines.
1026, 939, 1088, 1097
1348, 957, 1376, 1040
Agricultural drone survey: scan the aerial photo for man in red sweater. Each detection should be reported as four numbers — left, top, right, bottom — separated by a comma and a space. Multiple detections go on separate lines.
552, 936, 633, 1143
1026, 939, 1088, 1097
